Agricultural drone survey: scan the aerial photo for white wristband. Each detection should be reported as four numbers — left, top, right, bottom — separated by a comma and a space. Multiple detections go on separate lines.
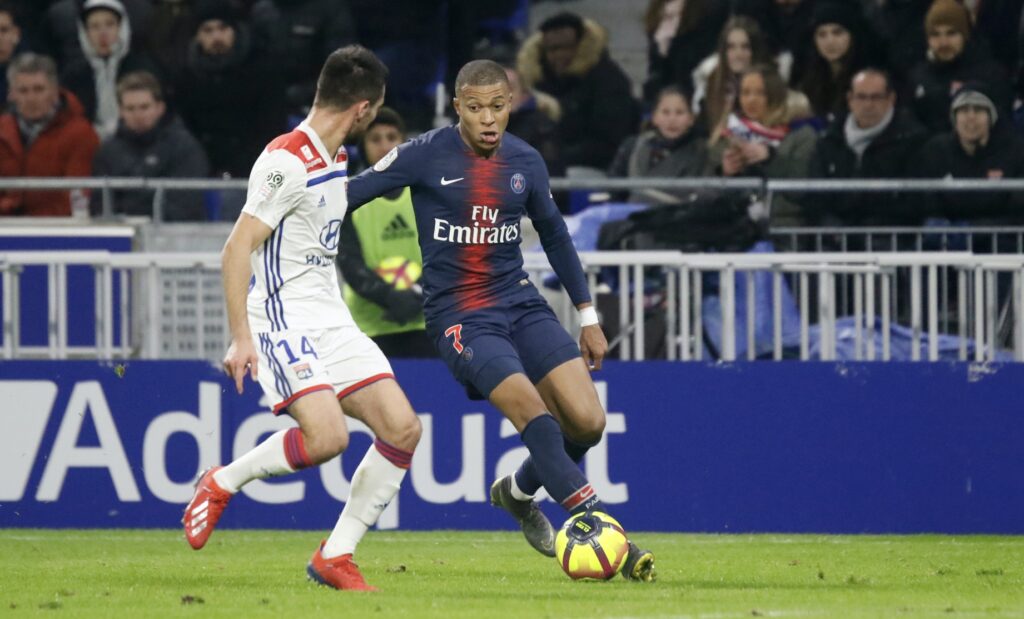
579, 306, 599, 327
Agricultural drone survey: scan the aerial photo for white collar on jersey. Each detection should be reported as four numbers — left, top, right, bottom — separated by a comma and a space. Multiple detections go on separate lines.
297, 121, 335, 164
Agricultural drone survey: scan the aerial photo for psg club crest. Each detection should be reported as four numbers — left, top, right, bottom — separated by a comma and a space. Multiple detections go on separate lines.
510, 172, 526, 194
293, 362, 313, 380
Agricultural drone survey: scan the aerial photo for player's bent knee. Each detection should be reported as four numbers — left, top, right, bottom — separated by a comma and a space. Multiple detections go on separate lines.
567, 411, 606, 445
389, 413, 422, 452
305, 429, 349, 464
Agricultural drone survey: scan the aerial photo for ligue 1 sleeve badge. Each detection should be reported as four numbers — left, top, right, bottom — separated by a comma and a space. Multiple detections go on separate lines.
510, 172, 526, 194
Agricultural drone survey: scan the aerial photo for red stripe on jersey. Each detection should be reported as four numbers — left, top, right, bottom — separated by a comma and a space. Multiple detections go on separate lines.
457, 153, 503, 311
266, 130, 328, 173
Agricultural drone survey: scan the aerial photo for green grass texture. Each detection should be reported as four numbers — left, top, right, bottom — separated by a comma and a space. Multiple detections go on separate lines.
2, 530, 1023, 618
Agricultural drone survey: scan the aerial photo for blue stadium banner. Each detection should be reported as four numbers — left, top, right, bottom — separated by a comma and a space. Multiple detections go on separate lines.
1, 360, 1022, 533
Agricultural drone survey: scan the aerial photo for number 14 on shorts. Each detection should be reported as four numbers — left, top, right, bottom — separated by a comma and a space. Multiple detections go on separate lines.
276, 335, 320, 363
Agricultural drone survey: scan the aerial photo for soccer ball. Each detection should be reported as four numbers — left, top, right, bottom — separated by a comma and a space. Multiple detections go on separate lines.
374, 256, 421, 291
555, 511, 629, 580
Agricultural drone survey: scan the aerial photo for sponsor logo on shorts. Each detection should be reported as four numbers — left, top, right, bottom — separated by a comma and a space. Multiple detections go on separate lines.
293, 363, 313, 380
461, 347, 474, 362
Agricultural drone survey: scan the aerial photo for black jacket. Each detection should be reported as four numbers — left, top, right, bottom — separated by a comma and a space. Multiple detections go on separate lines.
807, 109, 928, 225
905, 44, 1010, 133
92, 113, 210, 221
250, 0, 357, 114
911, 126, 1024, 223
517, 18, 639, 171
175, 26, 287, 178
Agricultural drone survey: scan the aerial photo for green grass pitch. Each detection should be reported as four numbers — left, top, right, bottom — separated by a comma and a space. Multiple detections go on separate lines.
3, 530, 1024, 618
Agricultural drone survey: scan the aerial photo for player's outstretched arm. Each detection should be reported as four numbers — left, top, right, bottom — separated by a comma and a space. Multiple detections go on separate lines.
577, 304, 608, 371
347, 140, 422, 213
221, 214, 273, 393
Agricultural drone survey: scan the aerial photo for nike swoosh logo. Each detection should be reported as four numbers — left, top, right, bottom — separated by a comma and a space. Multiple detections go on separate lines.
440, 177, 465, 186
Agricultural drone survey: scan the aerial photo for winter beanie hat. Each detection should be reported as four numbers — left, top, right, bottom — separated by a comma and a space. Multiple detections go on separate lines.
925, 0, 971, 39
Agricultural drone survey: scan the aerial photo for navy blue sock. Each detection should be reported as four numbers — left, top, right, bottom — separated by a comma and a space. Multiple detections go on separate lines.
514, 434, 596, 497
518, 414, 604, 515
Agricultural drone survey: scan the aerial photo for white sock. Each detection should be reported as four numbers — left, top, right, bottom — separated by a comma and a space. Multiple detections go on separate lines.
213, 429, 298, 494
509, 473, 534, 501
321, 443, 409, 559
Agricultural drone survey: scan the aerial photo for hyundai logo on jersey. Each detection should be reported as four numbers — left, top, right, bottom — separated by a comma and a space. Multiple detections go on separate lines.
319, 219, 342, 250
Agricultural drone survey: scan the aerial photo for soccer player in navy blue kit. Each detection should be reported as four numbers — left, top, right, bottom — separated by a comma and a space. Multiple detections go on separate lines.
347, 59, 655, 581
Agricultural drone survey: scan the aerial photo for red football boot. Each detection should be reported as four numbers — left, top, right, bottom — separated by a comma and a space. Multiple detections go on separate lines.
307, 541, 378, 592
182, 466, 232, 550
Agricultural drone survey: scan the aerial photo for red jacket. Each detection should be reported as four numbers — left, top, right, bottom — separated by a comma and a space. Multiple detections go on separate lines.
0, 90, 99, 216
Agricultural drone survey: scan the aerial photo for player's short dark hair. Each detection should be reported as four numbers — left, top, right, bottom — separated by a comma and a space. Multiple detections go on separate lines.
367, 106, 405, 135
314, 45, 388, 111
117, 71, 164, 104
539, 12, 584, 41
454, 59, 509, 95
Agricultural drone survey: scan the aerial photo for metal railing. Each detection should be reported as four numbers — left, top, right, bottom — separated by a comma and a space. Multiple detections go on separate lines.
771, 226, 1024, 254
4, 176, 1024, 222
3, 250, 1023, 363
523, 251, 1024, 363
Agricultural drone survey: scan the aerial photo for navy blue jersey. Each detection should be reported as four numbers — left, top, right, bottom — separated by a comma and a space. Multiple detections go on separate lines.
347, 126, 591, 318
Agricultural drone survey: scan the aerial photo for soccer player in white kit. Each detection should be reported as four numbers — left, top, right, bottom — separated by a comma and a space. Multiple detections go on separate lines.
182, 45, 422, 592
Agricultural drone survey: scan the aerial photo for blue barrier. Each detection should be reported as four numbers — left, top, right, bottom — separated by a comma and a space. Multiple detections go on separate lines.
1, 360, 1021, 533
0, 228, 133, 348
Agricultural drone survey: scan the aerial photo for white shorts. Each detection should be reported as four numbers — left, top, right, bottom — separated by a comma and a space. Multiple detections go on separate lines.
254, 326, 394, 415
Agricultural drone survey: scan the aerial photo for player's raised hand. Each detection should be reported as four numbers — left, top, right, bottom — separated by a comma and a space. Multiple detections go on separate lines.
579, 324, 608, 371
223, 337, 258, 394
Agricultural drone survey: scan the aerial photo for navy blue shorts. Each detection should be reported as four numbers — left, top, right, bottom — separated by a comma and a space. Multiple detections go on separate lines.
427, 293, 581, 400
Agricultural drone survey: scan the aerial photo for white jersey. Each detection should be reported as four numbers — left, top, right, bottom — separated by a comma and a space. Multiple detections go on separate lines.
242, 122, 354, 333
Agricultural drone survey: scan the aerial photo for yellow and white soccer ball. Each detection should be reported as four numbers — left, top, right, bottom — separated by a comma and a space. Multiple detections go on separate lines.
374, 255, 421, 291
555, 511, 630, 580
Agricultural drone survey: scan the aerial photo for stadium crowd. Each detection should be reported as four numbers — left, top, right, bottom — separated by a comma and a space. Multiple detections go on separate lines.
1, 0, 1023, 227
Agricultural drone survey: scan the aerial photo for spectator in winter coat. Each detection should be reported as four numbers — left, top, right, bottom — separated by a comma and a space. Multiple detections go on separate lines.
91, 71, 209, 221
175, 0, 287, 179
516, 12, 639, 172
905, 0, 1009, 133
42, 0, 152, 73
609, 85, 707, 206
0, 53, 99, 217
807, 68, 928, 225
691, 15, 791, 138
641, 0, 728, 105
913, 82, 1024, 224
797, 1, 878, 124
707, 64, 817, 225
59, 0, 161, 139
